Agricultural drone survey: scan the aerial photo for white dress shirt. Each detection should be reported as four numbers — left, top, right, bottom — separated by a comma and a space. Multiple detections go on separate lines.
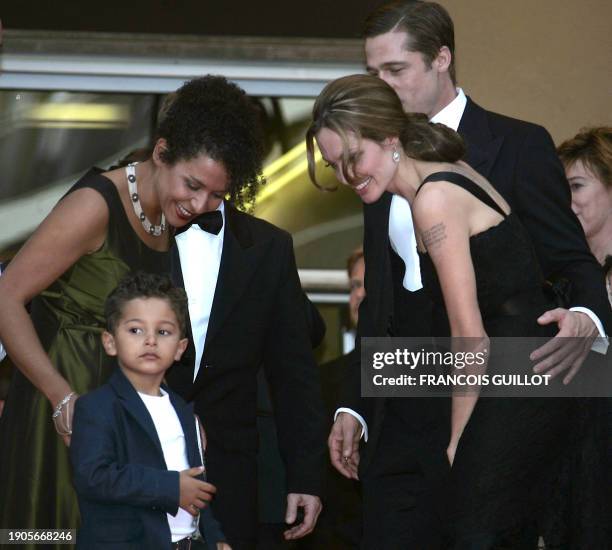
175, 203, 225, 381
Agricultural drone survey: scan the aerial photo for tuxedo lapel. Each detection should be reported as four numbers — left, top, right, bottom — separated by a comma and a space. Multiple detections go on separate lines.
166, 386, 201, 467
459, 98, 504, 179
364, 192, 394, 334
203, 204, 269, 350
170, 244, 185, 289
109, 369, 165, 460
170, 242, 196, 375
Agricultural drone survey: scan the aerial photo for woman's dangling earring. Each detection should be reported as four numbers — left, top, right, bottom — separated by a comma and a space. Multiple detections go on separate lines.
392, 148, 400, 163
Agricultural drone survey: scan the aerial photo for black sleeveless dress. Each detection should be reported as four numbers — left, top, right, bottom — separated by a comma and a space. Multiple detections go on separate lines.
415, 172, 574, 545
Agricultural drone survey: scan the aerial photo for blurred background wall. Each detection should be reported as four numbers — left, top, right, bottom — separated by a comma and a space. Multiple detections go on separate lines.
2, 0, 610, 142
444, 0, 612, 142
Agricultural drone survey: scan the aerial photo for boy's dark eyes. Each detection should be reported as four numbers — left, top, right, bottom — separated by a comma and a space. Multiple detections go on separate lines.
127, 327, 172, 335
569, 183, 583, 191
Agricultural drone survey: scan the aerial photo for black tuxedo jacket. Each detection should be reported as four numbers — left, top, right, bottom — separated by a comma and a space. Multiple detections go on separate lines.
346, 97, 612, 473
166, 203, 326, 499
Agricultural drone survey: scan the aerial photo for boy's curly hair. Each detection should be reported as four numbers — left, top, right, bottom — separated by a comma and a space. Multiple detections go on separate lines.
105, 272, 188, 336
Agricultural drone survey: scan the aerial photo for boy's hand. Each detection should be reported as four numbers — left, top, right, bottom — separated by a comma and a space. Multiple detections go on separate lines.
216, 544, 232, 550
179, 466, 216, 516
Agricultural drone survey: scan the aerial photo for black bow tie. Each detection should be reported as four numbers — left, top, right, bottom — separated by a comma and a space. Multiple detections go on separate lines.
175, 210, 223, 236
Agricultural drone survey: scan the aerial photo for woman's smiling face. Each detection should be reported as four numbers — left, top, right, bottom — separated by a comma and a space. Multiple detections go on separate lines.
315, 127, 398, 204
155, 145, 230, 228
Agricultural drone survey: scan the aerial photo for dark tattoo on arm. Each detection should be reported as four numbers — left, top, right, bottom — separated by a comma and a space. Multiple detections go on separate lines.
422, 223, 447, 251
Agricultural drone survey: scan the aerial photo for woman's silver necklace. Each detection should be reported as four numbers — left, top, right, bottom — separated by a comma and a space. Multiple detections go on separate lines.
126, 163, 166, 236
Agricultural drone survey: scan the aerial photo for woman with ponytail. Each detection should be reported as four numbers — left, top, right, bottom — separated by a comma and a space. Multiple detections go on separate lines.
307, 74, 575, 547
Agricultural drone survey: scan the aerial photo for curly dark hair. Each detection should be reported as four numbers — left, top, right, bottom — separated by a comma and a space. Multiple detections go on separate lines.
306, 74, 465, 189
156, 75, 266, 210
104, 272, 188, 336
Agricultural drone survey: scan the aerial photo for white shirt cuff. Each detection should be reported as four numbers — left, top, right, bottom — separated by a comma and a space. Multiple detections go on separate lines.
334, 407, 368, 442
569, 307, 609, 355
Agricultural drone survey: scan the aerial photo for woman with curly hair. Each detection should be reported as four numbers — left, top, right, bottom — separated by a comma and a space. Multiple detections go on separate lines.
0, 75, 265, 544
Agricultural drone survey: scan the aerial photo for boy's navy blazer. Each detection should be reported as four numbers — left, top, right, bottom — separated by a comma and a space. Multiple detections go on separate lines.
70, 367, 224, 550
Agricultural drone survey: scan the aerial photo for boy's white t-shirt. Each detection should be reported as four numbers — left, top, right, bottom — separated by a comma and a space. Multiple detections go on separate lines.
138, 389, 199, 542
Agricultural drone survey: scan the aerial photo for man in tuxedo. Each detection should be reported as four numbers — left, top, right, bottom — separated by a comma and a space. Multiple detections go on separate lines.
167, 202, 326, 549
328, 1, 612, 547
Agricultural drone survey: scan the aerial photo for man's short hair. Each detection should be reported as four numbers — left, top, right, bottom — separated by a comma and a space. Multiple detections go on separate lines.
104, 272, 188, 336
364, 1, 457, 85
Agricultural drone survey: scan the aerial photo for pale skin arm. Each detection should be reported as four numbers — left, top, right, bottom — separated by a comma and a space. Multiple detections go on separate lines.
413, 184, 489, 464
0, 188, 109, 444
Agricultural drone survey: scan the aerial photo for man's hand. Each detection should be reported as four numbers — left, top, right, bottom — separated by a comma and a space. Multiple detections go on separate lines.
328, 412, 360, 480
283, 493, 322, 540
531, 309, 598, 384
179, 466, 216, 516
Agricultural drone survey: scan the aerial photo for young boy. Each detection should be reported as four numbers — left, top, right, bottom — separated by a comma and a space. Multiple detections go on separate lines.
70, 272, 231, 550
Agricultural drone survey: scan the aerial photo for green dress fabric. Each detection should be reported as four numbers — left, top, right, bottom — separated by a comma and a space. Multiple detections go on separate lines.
0, 169, 170, 547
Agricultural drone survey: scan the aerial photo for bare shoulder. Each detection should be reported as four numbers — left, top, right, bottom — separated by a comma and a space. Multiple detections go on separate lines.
413, 180, 467, 223
412, 181, 471, 254
0, 186, 112, 302
43, 187, 110, 247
